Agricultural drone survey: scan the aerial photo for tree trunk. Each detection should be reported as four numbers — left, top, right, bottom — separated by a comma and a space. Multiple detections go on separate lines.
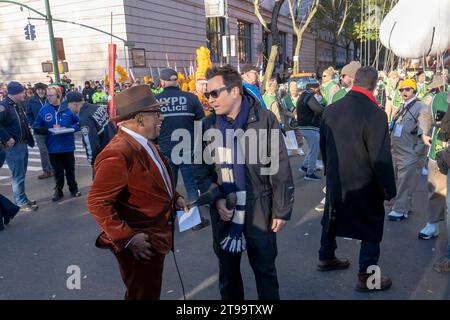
345, 43, 351, 64
262, 0, 284, 94
332, 37, 338, 67
293, 34, 303, 74
265, 45, 279, 90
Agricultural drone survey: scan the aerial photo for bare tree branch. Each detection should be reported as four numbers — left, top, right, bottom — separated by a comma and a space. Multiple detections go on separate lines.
336, 0, 349, 37
253, 0, 270, 32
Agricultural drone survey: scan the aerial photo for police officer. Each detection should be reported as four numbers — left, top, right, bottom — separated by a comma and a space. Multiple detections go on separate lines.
0, 81, 38, 212
65, 91, 117, 167
388, 79, 426, 221
155, 68, 209, 230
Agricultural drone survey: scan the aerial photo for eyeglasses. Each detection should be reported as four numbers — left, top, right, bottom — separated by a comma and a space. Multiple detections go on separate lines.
204, 85, 234, 99
141, 109, 162, 117
399, 87, 412, 92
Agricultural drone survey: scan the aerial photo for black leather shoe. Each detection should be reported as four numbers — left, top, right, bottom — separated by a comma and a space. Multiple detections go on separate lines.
71, 191, 81, 197
52, 191, 64, 202
3, 207, 19, 226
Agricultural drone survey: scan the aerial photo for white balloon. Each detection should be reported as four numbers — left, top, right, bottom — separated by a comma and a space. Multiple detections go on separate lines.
379, 0, 450, 59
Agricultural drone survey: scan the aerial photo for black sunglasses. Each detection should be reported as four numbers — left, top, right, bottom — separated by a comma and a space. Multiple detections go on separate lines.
399, 87, 412, 92
204, 85, 234, 99
140, 109, 162, 117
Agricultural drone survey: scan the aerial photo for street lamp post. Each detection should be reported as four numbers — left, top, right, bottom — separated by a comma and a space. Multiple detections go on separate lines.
44, 0, 60, 83
224, 0, 230, 65
1, 0, 134, 83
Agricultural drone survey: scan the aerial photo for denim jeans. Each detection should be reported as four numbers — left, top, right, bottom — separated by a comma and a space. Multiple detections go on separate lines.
169, 161, 199, 202
4, 142, 29, 206
445, 175, 450, 258
319, 215, 381, 273
300, 129, 320, 175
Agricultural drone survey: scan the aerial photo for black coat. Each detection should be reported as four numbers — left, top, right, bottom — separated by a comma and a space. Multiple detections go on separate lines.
320, 91, 396, 242
79, 103, 117, 165
25, 94, 46, 126
193, 93, 295, 236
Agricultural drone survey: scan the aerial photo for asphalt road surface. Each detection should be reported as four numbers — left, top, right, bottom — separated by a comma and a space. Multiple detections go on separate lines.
0, 139, 449, 300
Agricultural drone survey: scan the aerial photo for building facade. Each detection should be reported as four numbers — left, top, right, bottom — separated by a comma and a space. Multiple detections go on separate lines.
0, 0, 318, 84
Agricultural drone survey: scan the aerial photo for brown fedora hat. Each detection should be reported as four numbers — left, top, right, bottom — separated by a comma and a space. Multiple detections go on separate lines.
111, 85, 164, 122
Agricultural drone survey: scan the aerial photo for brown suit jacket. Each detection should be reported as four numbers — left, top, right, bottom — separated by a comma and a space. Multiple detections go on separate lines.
87, 128, 180, 255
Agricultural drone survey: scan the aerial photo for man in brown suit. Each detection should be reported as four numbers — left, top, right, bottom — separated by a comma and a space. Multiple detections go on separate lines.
87, 85, 187, 300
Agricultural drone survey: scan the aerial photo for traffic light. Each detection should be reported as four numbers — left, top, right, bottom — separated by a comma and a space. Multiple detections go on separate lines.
24, 24, 30, 40
30, 24, 36, 40
24, 23, 36, 41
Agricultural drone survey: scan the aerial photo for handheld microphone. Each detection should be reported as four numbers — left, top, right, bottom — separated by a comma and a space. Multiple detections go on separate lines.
225, 192, 237, 210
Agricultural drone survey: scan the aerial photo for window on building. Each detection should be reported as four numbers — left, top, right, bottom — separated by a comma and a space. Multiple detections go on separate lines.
206, 17, 225, 63
237, 20, 252, 63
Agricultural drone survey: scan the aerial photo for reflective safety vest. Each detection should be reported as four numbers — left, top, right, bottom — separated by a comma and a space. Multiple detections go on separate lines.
321, 81, 337, 106
331, 88, 348, 104
429, 91, 449, 161
417, 82, 428, 100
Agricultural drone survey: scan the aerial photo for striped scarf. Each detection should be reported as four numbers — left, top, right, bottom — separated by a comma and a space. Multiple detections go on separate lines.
216, 97, 250, 253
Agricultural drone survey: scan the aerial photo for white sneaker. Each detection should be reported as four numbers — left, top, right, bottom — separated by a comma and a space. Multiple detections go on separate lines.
418, 223, 439, 240
421, 167, 428, 176
316, 160, 324, 171
387, 210, 408, 221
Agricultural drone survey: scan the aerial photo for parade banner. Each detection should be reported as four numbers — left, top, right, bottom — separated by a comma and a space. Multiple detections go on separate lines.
108, 43, 117, 122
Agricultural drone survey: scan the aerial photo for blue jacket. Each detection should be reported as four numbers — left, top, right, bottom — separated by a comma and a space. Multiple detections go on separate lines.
155, 86, 205, 157
243, 83, 267, 109
26, 94, 46, 126
33, 101, 80, 154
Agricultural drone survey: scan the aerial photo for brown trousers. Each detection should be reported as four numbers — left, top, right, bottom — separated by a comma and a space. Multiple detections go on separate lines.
114, 250, 165, 300
427, 161, 447, 223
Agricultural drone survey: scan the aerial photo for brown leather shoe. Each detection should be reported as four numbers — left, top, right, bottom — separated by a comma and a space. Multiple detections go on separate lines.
356, 272, 392, 292
38, 171, 54, 180
317, 258, 350, 271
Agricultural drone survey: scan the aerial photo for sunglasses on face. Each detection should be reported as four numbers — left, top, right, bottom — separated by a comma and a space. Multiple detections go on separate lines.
141, 110, 162, 117
399, 87, 412, 93
204, 85, 234, 99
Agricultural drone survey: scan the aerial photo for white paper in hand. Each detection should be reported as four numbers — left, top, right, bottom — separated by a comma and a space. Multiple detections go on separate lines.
177, 206, 201, 232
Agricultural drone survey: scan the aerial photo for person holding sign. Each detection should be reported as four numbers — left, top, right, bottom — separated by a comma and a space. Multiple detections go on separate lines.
88, 86, 187, 300
33, 86, 81, 202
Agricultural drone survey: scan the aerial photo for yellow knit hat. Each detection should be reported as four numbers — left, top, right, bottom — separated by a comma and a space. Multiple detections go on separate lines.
399, 78, 417, 91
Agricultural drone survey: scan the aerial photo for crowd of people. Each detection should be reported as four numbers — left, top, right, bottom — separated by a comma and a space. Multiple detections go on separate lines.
0, 54, 449, 300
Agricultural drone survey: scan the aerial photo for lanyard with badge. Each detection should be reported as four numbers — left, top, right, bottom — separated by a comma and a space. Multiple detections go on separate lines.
390, 99, 418, 137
